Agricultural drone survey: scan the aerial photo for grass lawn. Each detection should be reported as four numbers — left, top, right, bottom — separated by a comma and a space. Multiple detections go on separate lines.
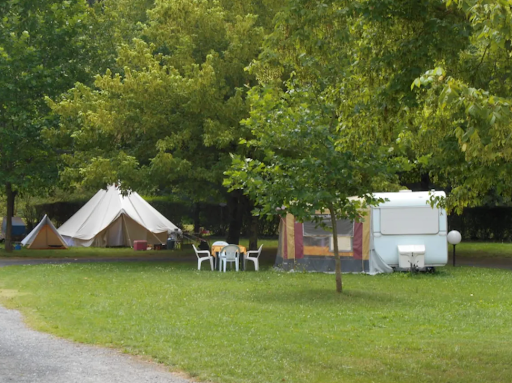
0, 245, 184, 258
1, 262, 512, 383
0, 238, 279, 259
456, 242, 512, 258
3, 234, 512, 260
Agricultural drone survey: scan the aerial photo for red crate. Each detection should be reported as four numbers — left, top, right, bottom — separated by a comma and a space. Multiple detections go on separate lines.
133, 240, 147, 251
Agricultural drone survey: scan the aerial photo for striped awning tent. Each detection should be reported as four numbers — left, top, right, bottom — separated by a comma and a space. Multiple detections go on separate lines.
276, 211, 371, 273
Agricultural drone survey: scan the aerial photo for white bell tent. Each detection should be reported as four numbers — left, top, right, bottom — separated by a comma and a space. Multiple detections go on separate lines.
58, 185, 180, 247
21, 215, 67, 249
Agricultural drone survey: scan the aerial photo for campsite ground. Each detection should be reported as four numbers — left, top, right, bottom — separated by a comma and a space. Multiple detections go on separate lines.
1, 240, 512, 261
0, 238, 279, 259
1, 260, 512, 383
0, 242, 511, 383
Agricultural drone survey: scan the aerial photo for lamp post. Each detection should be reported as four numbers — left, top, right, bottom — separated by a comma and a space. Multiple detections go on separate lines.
447, 230, 462, 267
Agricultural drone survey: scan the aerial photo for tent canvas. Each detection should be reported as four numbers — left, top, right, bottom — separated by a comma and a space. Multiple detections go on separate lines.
58, 185, 181, 247
21, 215, 67, 249
276, 191, 448, 274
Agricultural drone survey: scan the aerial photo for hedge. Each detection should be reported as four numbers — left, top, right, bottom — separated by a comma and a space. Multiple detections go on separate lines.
448, 207, 512, 242
34, 198, 279, 237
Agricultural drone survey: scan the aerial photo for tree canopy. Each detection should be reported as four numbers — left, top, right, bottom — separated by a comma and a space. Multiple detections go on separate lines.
0, 0, 109, 250
48, 0, 286, 243
243, 0, 512, 213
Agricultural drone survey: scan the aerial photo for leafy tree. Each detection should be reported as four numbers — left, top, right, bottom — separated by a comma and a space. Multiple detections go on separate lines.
84, 0, 156, 69
249, 0, 512, 214
226, 0, 485, 291
410, 0, 512, 211
50, 0, 285, 245
226, 80, 395, 292
0, 0, 110, 251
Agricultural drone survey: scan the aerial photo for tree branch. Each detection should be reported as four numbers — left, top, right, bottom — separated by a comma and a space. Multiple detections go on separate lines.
472, 43, 491, 82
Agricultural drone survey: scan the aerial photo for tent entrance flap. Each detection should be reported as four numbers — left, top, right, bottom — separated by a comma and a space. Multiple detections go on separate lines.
122, 214, 132, 247
106, 214, 151, 247
107, 216, 125, 246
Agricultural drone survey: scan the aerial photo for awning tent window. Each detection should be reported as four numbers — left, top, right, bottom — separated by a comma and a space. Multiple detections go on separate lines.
303, 215, 354, 254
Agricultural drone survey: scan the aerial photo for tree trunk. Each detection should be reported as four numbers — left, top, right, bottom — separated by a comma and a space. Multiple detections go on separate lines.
5, 183, 14, 253
226, 190, 242, 244
420, 172, 430, 191
193, 203, 201, 234
248, 202, 258, 251
329, 206, 342, 293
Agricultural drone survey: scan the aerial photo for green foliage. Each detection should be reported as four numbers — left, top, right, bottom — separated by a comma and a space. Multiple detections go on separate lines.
0, 0, 112, 189
242, 0, 457, 193
97, 0, 156, 51
49, 0, 285, 203
1, 264, 512, 382
248, 0, 512, 213
410, 0, 512, 211
226, 81, 395, 223
226, 81, 398, 291
0, 0, 114, 250
0, 195, 5, 218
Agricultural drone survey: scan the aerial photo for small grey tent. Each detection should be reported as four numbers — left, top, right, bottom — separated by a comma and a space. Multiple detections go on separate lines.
21, 215, 67, 249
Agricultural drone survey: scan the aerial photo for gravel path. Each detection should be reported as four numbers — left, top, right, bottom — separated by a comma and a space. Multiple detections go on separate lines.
0, 305, 192, 383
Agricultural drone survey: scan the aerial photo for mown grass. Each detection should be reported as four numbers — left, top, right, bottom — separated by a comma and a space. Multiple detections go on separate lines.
4, 236, 512, 260
0, 238, 279, 259
456, 242, 512, 258
0, 244, 179, 258
0, 262, 511, 383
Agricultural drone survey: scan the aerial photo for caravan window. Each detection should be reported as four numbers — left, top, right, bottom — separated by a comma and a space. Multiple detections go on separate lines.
380, 207, 439, 235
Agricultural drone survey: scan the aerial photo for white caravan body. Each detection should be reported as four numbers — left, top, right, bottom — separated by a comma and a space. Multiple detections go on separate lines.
371, 191, 448, 269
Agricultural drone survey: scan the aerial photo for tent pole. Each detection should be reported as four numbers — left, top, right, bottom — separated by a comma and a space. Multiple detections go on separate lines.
149, 230, 162, 245
122, 214, 132, 247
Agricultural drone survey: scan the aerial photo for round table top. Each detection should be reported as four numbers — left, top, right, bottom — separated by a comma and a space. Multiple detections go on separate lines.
211, 244, 247, 256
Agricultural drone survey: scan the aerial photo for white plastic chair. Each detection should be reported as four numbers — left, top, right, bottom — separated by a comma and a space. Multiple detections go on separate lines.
219, 245, 240, 272
192, 244, 214, 271
212, 241, 229, 270
245, 244, 263, 271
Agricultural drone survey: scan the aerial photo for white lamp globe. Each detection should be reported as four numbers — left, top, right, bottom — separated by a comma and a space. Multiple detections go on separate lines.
447, 230, 462, 245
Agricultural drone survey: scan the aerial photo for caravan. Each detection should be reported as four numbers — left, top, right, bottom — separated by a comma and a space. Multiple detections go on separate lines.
276, 191, 448, 274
